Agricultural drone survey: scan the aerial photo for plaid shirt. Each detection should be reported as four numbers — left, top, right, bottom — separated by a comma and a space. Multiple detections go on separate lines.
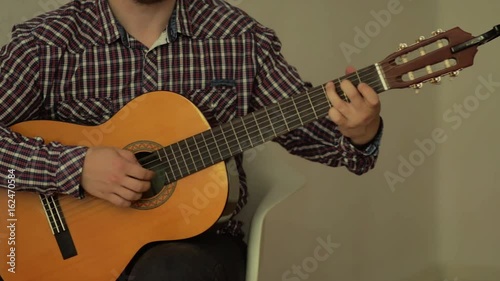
0, 0, 382, 235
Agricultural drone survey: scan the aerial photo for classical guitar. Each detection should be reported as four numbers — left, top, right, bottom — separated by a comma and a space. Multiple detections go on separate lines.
0, 25, 498, 281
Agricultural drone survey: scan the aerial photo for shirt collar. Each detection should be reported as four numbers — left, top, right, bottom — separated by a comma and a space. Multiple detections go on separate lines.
175, 0, 193, 37
97, 0, 121, 45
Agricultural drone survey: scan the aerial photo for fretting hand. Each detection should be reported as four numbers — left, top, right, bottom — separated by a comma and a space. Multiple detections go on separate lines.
326, 67, 381, 146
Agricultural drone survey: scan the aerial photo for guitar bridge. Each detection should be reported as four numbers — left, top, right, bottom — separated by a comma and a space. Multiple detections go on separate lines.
40, 195, 78, 260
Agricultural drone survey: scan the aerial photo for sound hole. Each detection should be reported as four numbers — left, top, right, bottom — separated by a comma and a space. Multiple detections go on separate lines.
135, 151, 167, 199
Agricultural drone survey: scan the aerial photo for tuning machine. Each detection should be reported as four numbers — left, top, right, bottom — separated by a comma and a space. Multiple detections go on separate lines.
398, 43, 408, 50
430, 77, 442, 85
431, 29, 444, 36
416, 36, 426, 43
410, 83, 424, 94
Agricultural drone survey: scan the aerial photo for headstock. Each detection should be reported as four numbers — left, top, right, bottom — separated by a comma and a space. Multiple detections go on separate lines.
379, 25, 499, 92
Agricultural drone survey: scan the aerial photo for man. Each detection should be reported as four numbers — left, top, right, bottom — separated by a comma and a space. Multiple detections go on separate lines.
0, 0, 382, 280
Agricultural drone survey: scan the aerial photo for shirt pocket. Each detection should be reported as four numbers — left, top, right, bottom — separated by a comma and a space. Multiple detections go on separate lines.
184, 85, 238, 126
55, 97, 116, 125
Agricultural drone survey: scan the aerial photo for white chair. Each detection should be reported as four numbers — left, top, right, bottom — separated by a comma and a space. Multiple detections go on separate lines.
233, 143, 307, 281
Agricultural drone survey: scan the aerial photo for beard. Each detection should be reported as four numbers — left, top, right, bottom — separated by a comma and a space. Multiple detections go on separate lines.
134, 0, 166, 4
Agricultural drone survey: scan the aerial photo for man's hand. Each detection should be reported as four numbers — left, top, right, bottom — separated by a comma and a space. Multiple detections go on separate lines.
326, 67, 381, 146
81, 147, 155, 207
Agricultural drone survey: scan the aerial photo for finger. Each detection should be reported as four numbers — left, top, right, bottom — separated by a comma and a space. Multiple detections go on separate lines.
118, 149, 140, 164
340, 79, 363, 104
326, 81, 348, 112
125, 162, 155, 180
113, 184, 143, 201
106, 193, 132, 208
345, 66, 356, 75
120, 175, 151, 193
328, 107, 347, 127
357, 83, 380, 106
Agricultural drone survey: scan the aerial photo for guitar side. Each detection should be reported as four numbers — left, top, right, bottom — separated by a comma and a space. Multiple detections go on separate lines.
0, 91, 229, 281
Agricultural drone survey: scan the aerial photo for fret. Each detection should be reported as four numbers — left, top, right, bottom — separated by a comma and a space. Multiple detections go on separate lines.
355, 71, 361, 84
306, 90, 319, 120
229, 121, 243, 153
374, 63, 389, 91
176, 142, 189, 173
322, 84, 332, 107
252, 112, 266, 143
200, 131, 214, 164
170, 145, 183, 178
218, 125, 233, 156
192, 135, 206, 167
184, 139, 196, 172
242, 113, 263, 146
310, 87, 331, 117
210, 129, 224, 160
336, 78, 349, 102
163, 147, 177, 181
240, 117, 254, 148
263, 106, 277, 137
156, 150, 162, 162
291, 97, 304, 126
276, 102, 290, 131
160, 147, 176, 179
265, 103, 288, 137
254, 110, 275, 141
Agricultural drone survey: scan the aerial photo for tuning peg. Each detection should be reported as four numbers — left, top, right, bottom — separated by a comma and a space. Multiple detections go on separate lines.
398, 43, 408, 50
431, 29, 444, 36
447, 70, 461, 81
416, 36, 426, 43
410, 83, 424, 94
431, 77, 442, 84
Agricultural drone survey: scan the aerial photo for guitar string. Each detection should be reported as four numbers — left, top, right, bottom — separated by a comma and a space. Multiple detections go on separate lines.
45, 66, 388, 217
47, 52, 451, 217
138, 66, 385, 174
44, 68, 382, 216
140, 59, 425, 182
44, 61, 415, 215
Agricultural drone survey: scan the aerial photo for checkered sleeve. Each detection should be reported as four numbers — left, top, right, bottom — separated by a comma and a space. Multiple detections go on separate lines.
0, 30, 87, 198
251, 26, 381, 175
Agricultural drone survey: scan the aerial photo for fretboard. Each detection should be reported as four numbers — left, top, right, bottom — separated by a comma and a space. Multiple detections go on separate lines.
138, 64, 387, 184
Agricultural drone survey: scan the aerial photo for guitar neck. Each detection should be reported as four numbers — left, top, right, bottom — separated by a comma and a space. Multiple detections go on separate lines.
139, 63, 388, 183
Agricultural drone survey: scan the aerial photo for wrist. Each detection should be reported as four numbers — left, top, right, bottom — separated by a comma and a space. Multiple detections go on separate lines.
350, 116, 381, 146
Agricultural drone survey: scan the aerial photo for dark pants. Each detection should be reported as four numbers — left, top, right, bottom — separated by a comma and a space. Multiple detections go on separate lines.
117, 230, 247, 281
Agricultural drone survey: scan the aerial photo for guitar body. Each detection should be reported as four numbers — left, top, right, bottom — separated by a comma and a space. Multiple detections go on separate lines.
0, 91, 229, 281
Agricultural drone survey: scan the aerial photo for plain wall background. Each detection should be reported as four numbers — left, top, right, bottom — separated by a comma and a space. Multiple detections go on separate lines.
1, 1, 499, 281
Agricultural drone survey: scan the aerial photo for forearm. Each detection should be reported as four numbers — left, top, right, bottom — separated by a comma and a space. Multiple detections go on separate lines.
0, 126, 88, 198
273, 116, 383, 175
